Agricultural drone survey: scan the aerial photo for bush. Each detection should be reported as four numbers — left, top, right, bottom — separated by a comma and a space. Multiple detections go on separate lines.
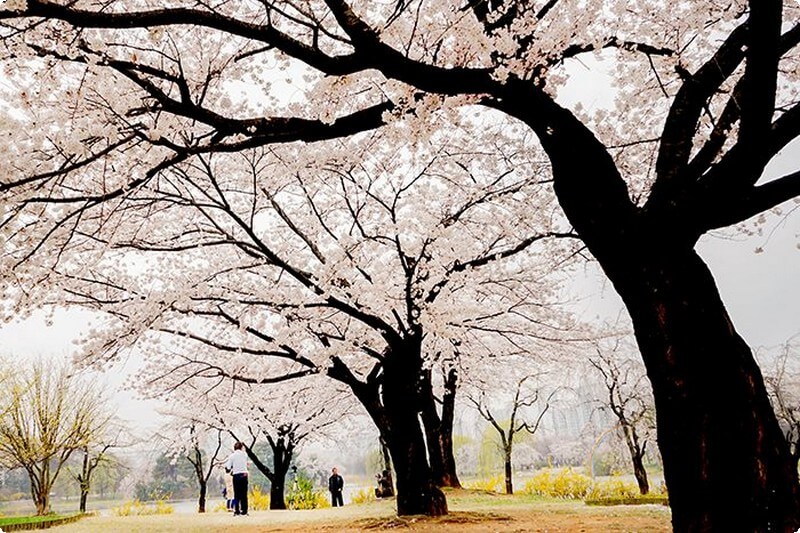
465, 475, 503, 493
248, 485, 270, 511
585, 495, 669, 506
111, 499, 174, 516
585, 477, 639, 500
287, 475, 330, 510
350, 488, 376, 504
522, 468, 592, 499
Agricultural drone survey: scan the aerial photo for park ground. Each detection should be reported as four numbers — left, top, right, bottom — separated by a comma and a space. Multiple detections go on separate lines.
47, 490, 671, 532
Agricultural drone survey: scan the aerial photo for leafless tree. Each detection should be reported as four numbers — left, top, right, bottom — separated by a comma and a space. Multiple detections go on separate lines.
0, 362, 112, 515
589, 342, 655, 495
468, 375, 555, 494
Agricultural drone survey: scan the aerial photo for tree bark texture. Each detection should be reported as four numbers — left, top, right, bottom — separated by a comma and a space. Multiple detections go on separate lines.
198, 481, 207, 513
504, 446, 513, 495
381, 337, 447, 516
621, 425, 649, 495
611, 247, 800, 531
501, 80, 800, 530
269, 442, 291, 510
419, 368, 461, 488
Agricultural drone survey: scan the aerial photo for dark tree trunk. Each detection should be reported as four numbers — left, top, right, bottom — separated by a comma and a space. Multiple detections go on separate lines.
631, 455, 649, 496
79, 450, 89, 512
503, 446, 513, 495
610, 247, 800, 531
270, 478, 286, 510
198, 481, 207, 513
621, 425, 649, 495
419, 368, 461, 488
381, 337, 447, 516
379, 436, 395, 497
80, 488, 89, 513
500, 72, 800, 531
269, 438, 292, 510
330, 338, 447, 516
439, 368, 461, 489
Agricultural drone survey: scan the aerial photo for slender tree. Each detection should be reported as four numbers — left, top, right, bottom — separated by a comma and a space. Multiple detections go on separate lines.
69, 423, 128, 513
588, 343, 655, 495
184, 426, 224, 513
468, 374, 554, 494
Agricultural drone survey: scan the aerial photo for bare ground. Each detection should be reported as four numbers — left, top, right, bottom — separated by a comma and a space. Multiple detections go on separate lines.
48, 490, 671, 532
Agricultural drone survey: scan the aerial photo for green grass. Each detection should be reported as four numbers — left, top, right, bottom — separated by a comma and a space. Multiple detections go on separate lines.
0, 512, 88, 530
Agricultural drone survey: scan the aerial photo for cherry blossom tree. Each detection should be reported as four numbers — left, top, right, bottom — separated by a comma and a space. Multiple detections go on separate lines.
2, 0, 799, 528
153, 416, 224, 513
49, 121, 576, 515
152, 370, 352, 510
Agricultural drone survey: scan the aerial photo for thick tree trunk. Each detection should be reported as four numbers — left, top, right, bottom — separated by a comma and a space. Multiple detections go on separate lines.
381, 337, 447, 516
269, 439, 292, 510
198, 481, 207, 513
419, 369, 461, 488
610, 248, 800, 531
332, 339, 447, 516
34, 491, 48, 516
270, 478, 286, 510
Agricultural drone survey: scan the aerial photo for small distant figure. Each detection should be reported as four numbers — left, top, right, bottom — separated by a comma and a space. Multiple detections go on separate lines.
374, 469, 394, 498
223, 470, 236, 512
225, 442, 249, 516
328, 467, 344, 507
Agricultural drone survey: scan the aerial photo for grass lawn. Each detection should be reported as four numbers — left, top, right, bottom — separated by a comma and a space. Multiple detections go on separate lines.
46, 489, 671, 532
0, 514, 76, 526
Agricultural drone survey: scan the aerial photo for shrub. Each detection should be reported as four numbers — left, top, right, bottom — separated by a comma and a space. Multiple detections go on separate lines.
111, 499, 174, 516
248, 485, 270, 511
585, 477, 639, 500
465, 475, 503, 493
522, 468, 592, 499
350, 488, 376, 504
287, 475, 330, 510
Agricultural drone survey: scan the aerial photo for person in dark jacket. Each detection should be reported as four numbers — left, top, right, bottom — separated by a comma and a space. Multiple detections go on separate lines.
328, 467, 344, 507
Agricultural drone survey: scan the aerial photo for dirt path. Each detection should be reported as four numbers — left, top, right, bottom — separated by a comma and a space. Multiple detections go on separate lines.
49, 492, 671, 532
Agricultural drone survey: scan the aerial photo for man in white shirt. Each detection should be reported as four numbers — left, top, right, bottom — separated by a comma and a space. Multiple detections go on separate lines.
224, 442, 249, 516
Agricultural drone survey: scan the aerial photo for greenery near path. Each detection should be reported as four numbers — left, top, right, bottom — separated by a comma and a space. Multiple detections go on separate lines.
47, 490, 670, 532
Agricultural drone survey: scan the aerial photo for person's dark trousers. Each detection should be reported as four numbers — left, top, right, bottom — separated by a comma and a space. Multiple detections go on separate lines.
233, 473, 248, 515
331, 490, 343, 507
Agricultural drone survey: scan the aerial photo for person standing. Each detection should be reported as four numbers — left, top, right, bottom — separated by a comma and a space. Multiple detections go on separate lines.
225, 442, 249, 516
328, 467, 344, 507
223, 470, 235, 512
